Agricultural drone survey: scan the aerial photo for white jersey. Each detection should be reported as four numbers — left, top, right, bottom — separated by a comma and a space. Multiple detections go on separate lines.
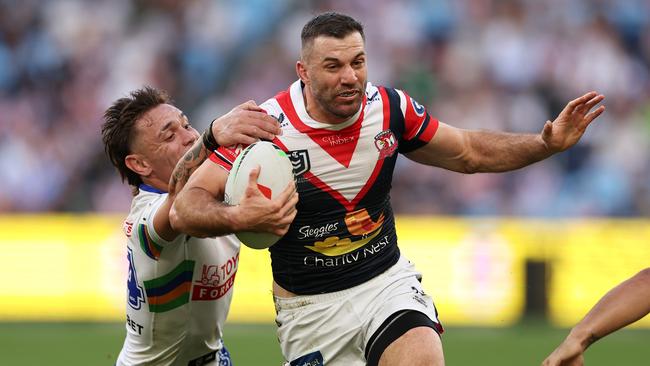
116, 184, 240, 366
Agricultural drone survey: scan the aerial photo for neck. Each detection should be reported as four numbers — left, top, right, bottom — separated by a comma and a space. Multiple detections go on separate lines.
140, 177, 168, 193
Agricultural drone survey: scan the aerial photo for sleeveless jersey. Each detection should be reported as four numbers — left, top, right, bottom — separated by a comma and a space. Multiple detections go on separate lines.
209, 80, 438, 295
116, 185, 240, 366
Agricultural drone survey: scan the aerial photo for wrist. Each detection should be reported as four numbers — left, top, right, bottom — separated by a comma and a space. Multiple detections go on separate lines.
225, 204, 245, 232
202, 119, 220, 151
568, 327, 597, 351
536, 133, 555, 157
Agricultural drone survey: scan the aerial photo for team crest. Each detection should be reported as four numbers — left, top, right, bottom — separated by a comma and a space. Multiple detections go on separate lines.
374, 130, 398, 159
288, 150, 310, 176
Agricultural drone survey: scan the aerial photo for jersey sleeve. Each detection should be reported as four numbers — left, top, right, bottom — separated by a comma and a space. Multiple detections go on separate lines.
208, 145, 245, 172
397, 90, 439, 153
134, 194, 182, 260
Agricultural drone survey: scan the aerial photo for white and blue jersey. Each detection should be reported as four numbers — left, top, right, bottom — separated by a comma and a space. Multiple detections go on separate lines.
116, 184, 239, 366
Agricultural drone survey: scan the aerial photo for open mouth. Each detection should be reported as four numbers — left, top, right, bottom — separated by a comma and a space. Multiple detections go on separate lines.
337, 90, 359, 99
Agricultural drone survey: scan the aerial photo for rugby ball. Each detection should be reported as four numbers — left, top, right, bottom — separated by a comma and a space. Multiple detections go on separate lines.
224, 141, 295, 249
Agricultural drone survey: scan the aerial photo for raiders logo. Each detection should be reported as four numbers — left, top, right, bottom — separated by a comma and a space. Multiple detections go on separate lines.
288, 150, 310, 176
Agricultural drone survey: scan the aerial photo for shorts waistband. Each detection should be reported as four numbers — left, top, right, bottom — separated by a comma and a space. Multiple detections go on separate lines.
273, 256, 411, 310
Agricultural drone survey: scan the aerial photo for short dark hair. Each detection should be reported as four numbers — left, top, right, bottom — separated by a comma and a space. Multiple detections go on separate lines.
101, 86, 170, 187
301, 12, 364, 49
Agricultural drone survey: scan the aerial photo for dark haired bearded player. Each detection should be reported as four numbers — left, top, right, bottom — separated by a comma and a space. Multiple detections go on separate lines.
171, 12, 605, 366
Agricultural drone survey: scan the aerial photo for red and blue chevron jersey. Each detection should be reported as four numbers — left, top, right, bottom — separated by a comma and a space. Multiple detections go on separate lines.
209, 80, 438, 295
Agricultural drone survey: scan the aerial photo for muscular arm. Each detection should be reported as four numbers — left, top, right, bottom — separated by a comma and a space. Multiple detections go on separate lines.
407, 92, 605, 173
152, 138, 209, 241
170, 161, 298, 238
566, 268, 650, 347
542, 268, 650, 366
152, 100, 282, 241
406, 123, 550, 173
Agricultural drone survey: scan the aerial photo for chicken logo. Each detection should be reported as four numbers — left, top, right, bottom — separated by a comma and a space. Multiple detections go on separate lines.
374, 130, 397, 159
304, 209, 384, 256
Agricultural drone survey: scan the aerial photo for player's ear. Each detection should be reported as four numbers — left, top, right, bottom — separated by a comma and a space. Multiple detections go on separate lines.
296, 60, 309, 84
125, 154, 152, 177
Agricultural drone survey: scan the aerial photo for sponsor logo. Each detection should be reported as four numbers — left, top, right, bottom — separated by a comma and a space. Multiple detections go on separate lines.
127, 247, 145, 310
303, 209, 385, 256
290, 350, 323, 366
126, 314, 144, 335
344, 208, 384, 236
374, 130, 398, 159
411, 98, 426, 116
304, 235, 390, 267
274, 113, 288, 128
288, 150, 310, 176
366, 90, 379, 105
124, 221, 133, 237
321, 134, 355, 146
192, 253, 239, 301
411, 286, 429, 307
297, 223, 339, 239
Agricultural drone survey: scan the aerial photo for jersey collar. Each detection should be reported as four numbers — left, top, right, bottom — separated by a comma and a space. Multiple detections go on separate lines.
139, 184, 166, 194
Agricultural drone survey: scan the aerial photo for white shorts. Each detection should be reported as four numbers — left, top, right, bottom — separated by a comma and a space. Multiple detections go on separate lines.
273, 256, 442, 365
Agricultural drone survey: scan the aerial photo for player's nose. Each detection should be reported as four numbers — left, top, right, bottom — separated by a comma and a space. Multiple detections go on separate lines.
340, 64, 358, 84
182, 128, 198, 146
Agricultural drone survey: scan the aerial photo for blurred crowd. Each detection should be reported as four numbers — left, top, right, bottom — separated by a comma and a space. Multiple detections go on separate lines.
1, 0, 649, 217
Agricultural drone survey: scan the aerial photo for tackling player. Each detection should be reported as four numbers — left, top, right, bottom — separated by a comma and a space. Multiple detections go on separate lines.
542, 268, 650, 366
171, 12, 605, 366
102, 86, 297, 365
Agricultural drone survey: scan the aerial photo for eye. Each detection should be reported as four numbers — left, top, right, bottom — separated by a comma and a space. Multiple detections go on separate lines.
183, 124, 192, 130
165, 134, 175, 141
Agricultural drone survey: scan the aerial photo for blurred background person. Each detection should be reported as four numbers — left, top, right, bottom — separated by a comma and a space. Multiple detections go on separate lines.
1, 0, 648, 217
1, 1, 649, 365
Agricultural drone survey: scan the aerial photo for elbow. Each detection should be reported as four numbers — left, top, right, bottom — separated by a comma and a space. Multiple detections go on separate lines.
169, 203, 186, 232
169, 205, 210, 238
457, 155, 480, 174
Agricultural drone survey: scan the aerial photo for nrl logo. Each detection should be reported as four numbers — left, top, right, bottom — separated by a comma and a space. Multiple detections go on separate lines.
288, 150, 310, 176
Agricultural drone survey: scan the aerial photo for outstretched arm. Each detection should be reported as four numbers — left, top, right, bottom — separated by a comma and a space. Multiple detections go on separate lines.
406, 92, 605, 173
542, 268, 650, 366
153, 101, 281, 241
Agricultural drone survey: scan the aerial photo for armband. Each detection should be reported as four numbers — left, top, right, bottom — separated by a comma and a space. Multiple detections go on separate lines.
202, 119, 220, 152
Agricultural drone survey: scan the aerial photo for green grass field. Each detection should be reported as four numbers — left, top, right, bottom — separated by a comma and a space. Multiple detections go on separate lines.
1, 321, 648, 365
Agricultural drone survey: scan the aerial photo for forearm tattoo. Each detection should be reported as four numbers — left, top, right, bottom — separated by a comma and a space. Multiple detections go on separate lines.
169, 141, 208, 196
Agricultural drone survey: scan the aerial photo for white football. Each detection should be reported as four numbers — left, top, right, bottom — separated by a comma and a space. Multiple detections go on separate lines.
224, 141, 295, 249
